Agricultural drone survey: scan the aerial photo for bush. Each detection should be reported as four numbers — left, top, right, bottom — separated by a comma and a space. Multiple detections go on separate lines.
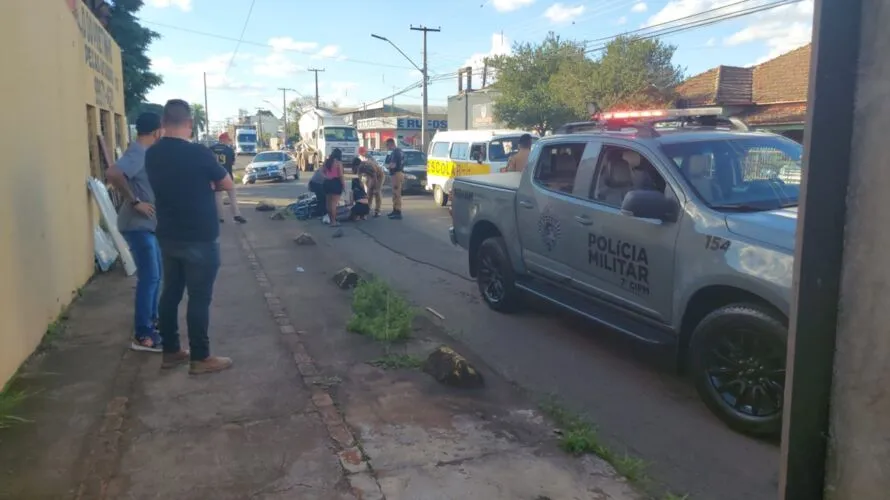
347, 278, 414, 341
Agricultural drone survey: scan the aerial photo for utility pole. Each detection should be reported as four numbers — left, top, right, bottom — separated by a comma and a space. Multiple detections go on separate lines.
203, 72, 210, 141
410, 25, 440, 152
277, 87, 295, 144
308, 68, 325, 107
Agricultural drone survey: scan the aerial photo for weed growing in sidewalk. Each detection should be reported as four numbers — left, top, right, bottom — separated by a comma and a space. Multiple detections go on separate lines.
370, 354, 424, 370
539, 398, 689, 500
0, 381, 30, 429
38, 318, 66, 352
347, 278, 414, 342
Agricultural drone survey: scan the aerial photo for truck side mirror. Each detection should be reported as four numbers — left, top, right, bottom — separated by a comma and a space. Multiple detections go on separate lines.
620, 190, 677, 222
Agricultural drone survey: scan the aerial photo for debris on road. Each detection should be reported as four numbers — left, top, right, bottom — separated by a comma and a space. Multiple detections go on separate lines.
332, 228, 344, 238
269, 211, 286, 220
425, 307, 445, 320
333, 267, 361, 289
422, 345, 484, 389
256, 202, 276, 211
293, 233, 317, 246
296, 266, 305, 273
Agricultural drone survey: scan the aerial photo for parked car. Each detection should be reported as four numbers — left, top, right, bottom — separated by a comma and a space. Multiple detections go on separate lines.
242, 151, 299, 184
449, 108, 802, 438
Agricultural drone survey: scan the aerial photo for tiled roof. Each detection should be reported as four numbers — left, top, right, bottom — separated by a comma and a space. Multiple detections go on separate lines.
676, 43, 812, 106
737, 103, 808, 126
752, 44, 811, 104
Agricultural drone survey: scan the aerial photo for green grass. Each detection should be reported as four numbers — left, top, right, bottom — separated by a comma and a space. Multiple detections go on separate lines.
369, 353, 424, 370
37, 319, 66, 352
0, 382, 30, 429
347, 278, 414, 342
539, 398, 689, 500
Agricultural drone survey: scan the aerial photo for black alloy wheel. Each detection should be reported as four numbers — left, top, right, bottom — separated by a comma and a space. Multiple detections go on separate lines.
689, 303, 787, 437
476, 237, 520, 312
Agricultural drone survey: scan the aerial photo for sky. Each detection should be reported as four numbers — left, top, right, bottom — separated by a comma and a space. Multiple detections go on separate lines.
140, 0, 814, 127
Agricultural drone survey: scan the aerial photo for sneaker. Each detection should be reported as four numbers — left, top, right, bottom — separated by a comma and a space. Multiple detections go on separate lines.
388, 211, 402, 220
189, 356, 234, 375
161, 350, 190, 369
233, 215, 247, 224
130, 336, 162, 353
373, 211, 380, 218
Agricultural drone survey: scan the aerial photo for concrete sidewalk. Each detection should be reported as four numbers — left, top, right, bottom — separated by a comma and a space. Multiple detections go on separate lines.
0, 205, 643, 500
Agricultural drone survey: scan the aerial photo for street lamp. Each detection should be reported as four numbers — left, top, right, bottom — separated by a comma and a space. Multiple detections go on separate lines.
371, 31, 434, 151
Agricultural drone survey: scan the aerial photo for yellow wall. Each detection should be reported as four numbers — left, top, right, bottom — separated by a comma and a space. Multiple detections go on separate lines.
0, 1, 127, 387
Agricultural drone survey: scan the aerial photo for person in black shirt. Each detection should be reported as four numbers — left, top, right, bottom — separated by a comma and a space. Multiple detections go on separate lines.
145, 99, 234, 375
384, 138, 404, 219
348, 178, 370, 221
209, 132, 247, 224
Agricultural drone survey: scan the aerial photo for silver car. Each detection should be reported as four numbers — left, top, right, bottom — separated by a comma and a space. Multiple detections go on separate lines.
243, 151, 299, 184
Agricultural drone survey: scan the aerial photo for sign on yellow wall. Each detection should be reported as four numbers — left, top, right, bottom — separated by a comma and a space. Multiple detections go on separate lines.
74, 1, 121, 112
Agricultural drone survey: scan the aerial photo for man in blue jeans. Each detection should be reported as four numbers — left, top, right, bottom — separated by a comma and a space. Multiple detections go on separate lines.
106, 112, 164, 352
146, 99, 235, 375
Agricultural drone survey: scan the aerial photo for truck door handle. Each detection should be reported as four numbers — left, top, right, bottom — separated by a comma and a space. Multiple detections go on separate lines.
574, 215, 593, 225
518, 200, 534, 209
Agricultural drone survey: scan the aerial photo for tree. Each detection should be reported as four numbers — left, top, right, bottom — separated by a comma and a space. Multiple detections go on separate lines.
488, 33, 587, 134
552, 36, 684, 116
88, 0, 163, 115
191, 103, 206, 138
286, 96, 339, 142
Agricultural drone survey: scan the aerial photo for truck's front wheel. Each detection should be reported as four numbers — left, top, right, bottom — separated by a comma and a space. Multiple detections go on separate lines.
688, 303, 787, 437
476, 237, 521, 313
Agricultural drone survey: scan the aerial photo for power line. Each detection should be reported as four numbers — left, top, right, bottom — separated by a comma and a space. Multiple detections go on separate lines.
224, 0, 257, 76
584, 0, 802, 53
141, 20, 417, 70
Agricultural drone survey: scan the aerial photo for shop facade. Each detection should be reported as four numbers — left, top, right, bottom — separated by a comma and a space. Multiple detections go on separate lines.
355, 116, 448, 151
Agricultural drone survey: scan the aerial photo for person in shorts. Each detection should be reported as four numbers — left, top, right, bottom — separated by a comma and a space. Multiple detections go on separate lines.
321, 148, 346, 227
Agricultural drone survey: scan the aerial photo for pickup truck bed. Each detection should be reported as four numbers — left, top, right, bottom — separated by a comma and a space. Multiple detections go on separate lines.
456, 172, 522, 191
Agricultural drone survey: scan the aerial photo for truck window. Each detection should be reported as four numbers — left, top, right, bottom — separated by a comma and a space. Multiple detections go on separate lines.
450, 142, 469, 161
430, 141, 449, 158
532, 143, 586, 195
590, 145, 668, 207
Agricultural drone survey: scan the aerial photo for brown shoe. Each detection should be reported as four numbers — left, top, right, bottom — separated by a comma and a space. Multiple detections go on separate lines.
189, 356, 233, 375
161, 350, 190, 369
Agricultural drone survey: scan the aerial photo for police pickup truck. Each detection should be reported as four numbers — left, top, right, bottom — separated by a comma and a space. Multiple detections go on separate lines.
448, 108, 801, 437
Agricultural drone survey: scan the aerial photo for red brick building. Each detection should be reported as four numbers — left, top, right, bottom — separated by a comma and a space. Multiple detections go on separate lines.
676, 44, 811, 142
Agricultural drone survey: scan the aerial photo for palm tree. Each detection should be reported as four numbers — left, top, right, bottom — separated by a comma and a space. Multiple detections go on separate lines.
191, 103, 207, 139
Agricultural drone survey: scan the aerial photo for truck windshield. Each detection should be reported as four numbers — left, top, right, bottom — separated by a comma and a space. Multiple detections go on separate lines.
661, 136, 803, 211
237, 134, 256, 143
323, 127, 358, 141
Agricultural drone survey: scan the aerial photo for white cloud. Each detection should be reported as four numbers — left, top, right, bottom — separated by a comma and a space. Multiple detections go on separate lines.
312, 45, 345, 60
150, 53, 264, 93
644, 0, 813, 63
723, 1, 813, 62
631, 2, 648, 13
492, 0, 535, 12
253, 52, 303, 78
544, 3, 586, 23
268, 37, 319, 53
616, 16, 628, 25
463, 33, 511, 73
146, 0, 192, 11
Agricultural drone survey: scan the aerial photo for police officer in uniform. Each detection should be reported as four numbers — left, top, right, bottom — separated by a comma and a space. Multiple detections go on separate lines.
209, 133, 247, 224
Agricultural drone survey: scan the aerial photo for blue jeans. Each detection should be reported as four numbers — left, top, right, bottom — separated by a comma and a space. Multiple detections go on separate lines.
122, 230, 162, 340
157, 240, 220, 361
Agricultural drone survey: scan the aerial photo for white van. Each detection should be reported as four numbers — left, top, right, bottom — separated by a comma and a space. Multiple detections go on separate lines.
425, 129, 538, 206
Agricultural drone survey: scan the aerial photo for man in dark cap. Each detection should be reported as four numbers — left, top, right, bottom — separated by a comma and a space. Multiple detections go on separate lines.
209, 132, 247, 224
106, 112, 164, 352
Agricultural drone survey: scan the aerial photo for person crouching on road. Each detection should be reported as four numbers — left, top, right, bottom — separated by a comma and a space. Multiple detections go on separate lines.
321, 148, 346, 227
209, 133, 247, 224
349, 178, 370, 221
105, 112, 164, 353
308, 166, 327, 218
356, 146, 384, 217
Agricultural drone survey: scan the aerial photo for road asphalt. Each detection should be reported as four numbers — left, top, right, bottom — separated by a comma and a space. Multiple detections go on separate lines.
230, 153, 782, 500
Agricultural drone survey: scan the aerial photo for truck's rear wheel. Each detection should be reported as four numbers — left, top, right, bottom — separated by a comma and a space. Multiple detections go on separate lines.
476, 237, 521, 313
434, 185, 449, 207
688, 303, 787, 437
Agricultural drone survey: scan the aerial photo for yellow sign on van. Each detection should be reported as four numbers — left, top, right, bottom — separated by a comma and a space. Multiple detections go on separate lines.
428, 158, 491, 178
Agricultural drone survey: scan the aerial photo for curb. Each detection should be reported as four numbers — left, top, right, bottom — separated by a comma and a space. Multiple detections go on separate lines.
236, 229, 385, 500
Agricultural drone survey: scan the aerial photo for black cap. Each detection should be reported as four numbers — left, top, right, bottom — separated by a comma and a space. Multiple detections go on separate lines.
331, 148, 343, 160
135, 112, 162, 136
